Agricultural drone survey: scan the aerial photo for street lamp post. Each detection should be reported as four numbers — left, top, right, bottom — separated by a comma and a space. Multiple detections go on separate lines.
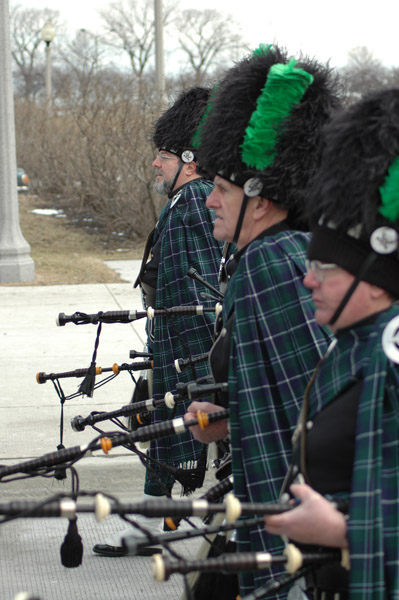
41, 22, 55, 107
154, 0, 166, 107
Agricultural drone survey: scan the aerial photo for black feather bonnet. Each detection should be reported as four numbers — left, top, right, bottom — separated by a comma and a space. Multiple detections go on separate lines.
152, 86, 211, 163
307, 88, 399, 297
195, 44, 340, 226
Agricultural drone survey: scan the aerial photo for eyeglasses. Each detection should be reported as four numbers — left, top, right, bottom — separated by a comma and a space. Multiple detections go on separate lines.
305, 259, 339, 282
156, 152, 177, 161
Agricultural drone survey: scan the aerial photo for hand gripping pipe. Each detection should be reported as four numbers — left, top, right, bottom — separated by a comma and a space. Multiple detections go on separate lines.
71, 381, 228, 432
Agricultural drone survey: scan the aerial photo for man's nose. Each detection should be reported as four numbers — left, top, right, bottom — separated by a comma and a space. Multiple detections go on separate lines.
206, 188, 219, 208
303, 269, 319, 289
152, 156, 162, 168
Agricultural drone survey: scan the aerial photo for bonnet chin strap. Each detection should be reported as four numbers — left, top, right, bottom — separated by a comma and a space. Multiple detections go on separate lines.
328, 253, 378, 327
232, 192, 250, 246
232, 176, 264, 245
168, 161, 184, 198
168, 148, 195, 198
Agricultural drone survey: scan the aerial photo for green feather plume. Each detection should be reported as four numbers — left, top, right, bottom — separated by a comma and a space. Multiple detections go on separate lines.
192, 84, 219, 149
241, 58, 314, 170
192, 45, 272, 149
252, 43, 273, 57
379, 156, 399, 222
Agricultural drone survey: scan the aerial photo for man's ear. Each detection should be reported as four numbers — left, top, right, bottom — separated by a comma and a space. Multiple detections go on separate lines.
369, 284, 391, 301
252, 196, 270, 221
183, 161, 197, 177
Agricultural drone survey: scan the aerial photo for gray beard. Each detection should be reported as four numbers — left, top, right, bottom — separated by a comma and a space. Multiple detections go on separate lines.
154, 177, 173, 196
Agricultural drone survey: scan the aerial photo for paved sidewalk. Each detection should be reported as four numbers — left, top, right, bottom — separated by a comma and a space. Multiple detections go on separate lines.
0, 261, 213, 600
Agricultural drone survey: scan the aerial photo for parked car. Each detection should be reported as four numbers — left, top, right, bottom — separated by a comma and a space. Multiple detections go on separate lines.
17, 167, 29, 193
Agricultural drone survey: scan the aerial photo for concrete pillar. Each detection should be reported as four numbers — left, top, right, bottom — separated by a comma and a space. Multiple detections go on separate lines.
0, 0, 35, 283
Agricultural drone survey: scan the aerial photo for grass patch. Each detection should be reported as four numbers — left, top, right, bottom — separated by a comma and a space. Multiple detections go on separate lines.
3, 194, 145, 286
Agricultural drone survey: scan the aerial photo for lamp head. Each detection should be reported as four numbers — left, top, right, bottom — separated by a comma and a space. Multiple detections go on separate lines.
41, 22, 55, 44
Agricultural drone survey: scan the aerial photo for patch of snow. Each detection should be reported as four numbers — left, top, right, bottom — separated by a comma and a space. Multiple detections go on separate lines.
30, 208, 65, 217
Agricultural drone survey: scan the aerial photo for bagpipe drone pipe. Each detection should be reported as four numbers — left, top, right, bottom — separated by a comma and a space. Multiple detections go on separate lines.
174, 352, 210, 374
36, 350, 152, 405
36, 357, 153, 399
53, 302, 222, 399
36, 356, 153, 385
0, 408, 229, 481
0, 491, 350, 597
0, 493, 297, 524
56, 304, 223, 327
153, 542, 350, 600
152, 542, 349, 582
69, 380, 228, 433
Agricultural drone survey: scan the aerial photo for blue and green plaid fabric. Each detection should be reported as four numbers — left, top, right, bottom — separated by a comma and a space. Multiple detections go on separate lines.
309, 305, 399, 599
145, 179, 223, 493
225, 230, 333, 597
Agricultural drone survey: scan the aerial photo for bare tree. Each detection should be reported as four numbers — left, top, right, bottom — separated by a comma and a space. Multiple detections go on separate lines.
10, 4, 61, 99
386, 66, 399, 88
174, 9, 246, 85
58, 29, 107, 101
339, 46, 389, 102
99, 0, 175, 79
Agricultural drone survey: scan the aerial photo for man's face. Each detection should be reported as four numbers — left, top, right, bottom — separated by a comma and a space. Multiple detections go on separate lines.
303, 263, 375, 332
206, 175, 244, 243
152, 150, 180, 195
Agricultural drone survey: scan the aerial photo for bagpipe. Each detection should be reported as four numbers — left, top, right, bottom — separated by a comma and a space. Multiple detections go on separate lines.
56, 304, 223, 327
51, 303, 221, 400
67, 379, 228, 496
28, 288, 246, 592
62, 376, 227, 496
0, 489, 350, 598
152, 543, 349, 581
8, 281, 351, 600
51, 295, 225, 455
0, 408, 229, 481
70, 380, 228, 432
36, 359, 153, 385
37, 294, 225, 500
0, 493, 295, 523
35, 348, 155, 448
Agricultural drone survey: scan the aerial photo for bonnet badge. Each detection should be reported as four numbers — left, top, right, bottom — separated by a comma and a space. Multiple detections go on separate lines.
382, 315, 399, 363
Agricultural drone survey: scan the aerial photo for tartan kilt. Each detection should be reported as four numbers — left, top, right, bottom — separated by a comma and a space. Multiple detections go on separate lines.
145, 179, 223, 487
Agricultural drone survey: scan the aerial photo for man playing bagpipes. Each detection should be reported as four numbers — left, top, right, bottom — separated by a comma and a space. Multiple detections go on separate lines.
93, 87, 223, 557
265, 87, 399, 600
185, 44, 341, 598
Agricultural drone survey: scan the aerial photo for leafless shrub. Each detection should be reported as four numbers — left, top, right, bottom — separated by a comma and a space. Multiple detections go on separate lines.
15, 75, 163, 241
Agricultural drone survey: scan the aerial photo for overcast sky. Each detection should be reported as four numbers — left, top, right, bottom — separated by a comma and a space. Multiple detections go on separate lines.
10, 0, 398, 69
